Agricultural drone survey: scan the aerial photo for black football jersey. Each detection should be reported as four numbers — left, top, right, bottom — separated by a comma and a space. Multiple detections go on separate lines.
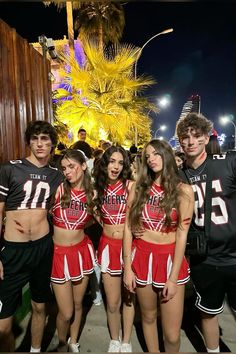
0, 158, 63, 211
179, 152, 236, 266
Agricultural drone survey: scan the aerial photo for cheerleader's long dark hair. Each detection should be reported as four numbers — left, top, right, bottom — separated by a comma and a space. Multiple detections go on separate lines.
93, 145, 131, 215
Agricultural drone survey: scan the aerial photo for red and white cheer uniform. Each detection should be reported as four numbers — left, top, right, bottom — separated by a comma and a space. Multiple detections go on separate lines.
51, 184, 96, 283
132, 183, 190, 288
97, 180, 129, 275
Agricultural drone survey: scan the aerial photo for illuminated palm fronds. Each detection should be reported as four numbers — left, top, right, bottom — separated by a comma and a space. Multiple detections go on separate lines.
54, 40, 157, 146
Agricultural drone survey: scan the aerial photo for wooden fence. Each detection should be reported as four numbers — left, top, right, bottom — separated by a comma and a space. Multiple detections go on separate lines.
0, 19, 53, 163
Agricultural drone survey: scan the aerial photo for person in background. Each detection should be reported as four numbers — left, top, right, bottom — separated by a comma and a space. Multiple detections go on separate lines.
93, 146, 135, 353
57, 142, 67, 151
70, 144, 103, 308
101, 141, 112, 151
85, 222, 103, 307
77, 128, 87, 142
70, 141, 94, 172
205, 134, 221, 154
98, 139, 106, 150
128, 145, 138, 165
71, 141, 92, 159
128, 145, 140, 180
174, 151, 186, 169
70, 128, 93, 170
129, 144, 138, 156
86, 147, 104, 306
51, 149, 96, 352
0, 121, 63, 352
123, 139, 194, 353
177, 112, 236, 353
49, 142, 66, 168
93, 149, 104, 166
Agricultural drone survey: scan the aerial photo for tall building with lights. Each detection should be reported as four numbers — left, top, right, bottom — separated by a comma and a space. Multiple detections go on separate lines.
172, 94, 201, 150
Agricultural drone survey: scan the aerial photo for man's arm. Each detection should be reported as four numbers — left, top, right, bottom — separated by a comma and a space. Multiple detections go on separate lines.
0, 202, 5, 279
0, 202, 5, 238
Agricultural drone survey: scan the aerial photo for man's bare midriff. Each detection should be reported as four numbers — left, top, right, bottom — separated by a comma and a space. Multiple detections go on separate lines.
4, 209, 50, 241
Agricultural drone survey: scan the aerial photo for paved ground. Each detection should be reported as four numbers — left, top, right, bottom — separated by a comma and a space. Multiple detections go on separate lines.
14, 281, 236, 353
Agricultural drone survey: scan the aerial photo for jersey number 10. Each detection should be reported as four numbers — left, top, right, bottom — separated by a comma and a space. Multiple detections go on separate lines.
17, 180, 50, 209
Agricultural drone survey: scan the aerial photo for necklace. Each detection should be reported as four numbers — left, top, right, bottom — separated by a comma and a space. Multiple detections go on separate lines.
186, 160, 207, 177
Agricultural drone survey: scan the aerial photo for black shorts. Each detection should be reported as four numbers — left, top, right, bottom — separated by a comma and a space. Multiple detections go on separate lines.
0, 233, 53, 319
191, 262, 236, 315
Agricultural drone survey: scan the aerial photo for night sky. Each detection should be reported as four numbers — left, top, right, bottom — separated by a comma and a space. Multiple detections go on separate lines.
1, 1, 236, 141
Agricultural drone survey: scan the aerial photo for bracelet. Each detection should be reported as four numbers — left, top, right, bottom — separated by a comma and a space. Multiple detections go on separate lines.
123, 254, 131, 258
168, 278, 177, 284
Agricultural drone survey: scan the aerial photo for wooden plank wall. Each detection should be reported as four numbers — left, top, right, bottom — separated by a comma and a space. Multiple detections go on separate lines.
0, 19, 53, 163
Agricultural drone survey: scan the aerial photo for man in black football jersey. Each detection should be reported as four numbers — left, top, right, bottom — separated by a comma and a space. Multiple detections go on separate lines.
0, 121, 63, 352
177, 112, 236, 353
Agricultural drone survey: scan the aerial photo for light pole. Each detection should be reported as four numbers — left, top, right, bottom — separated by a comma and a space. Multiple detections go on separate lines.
220, 115, 236, 150
134, 28, 173, 146
154, 124, 167, 138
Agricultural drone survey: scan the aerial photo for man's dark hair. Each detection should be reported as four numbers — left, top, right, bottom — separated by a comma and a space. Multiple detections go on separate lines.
78, 128, 86, 134
176, 112, 213, 138
25, 120, 58, 146
129, 144, 138, 154
72, 140, 92, 159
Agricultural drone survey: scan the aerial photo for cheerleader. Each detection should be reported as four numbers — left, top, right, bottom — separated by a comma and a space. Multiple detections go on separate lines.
123, 139, 194, 352
51, 149, 96, 352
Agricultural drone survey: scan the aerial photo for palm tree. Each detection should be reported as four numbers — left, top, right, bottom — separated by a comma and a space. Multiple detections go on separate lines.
43, 1, 125, 55
74, 2, 125, 51
43, 1, 81, 51
53, 39, 157, 146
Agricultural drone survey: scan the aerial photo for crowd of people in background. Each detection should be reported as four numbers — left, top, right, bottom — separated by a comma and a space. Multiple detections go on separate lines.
0, 113, 235, 353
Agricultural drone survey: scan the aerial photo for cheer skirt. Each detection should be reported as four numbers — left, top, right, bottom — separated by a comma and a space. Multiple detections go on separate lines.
97, 233, 123, 275
132, 238, 190, 288
51, 235, 96, 284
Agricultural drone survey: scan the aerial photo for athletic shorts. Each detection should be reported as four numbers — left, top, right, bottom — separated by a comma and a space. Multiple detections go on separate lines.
0, 233, 53, 319
97, 234, 123, 275
191, 263, 236, 315
131, 238, 190, 288
51, 235, 96, 284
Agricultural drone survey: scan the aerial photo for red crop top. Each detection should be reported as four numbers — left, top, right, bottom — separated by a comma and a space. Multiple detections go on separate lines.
101, 180, 129, 225
141, 183, 178, 233
52, 184, 92, 230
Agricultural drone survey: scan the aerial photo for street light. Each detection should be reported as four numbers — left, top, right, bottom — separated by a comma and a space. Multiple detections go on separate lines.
154, 124, 167, 138
158, 94, 171, 108
219, 115, 236, 150
134, 28, 174, 146
134, 28, 174, 80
